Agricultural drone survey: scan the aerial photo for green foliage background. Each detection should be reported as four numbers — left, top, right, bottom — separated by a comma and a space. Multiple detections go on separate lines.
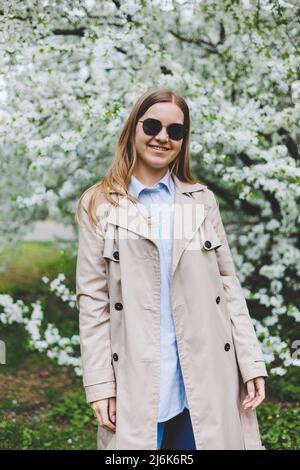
1, 241, 299, 450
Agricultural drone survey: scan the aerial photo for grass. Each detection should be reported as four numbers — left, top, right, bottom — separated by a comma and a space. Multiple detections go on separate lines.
0, 363, 97, 450
0, 240, 96, 450
0, 240, 300, 449
0, 241, 75, 293
0, 327, 96, 450
257, 402, 300, 450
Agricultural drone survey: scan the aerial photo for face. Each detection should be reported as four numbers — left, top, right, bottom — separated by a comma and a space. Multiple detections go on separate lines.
134, 102, 185, 173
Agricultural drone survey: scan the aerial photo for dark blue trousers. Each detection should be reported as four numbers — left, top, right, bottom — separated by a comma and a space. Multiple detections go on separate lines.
157, 407, 196, 450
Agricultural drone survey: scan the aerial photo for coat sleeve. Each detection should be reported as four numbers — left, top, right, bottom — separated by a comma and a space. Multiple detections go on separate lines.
207, 190, 268, 384
76, 192, 116, 403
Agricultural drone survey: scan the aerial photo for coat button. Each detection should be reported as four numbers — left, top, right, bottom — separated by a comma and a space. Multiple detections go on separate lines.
224, 343, 230, 352
115, 302, 123, 311
113, 353, 119, 361
216, 296, 220, 304
113, 251, 119, 260
204, 240, 212, 249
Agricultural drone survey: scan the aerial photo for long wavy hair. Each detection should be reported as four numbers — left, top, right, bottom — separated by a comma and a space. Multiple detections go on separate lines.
75, 87, 202, 231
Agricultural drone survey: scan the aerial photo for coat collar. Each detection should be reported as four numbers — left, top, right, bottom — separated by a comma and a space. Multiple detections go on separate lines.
172, 175, 207, 194
106, 175, 208, 231
108, 174, 207, 196
104, 174, 208, 280
128, 168, 175, 199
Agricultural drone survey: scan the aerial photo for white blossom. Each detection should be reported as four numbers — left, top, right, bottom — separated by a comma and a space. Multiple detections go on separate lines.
0, 0, 299, 379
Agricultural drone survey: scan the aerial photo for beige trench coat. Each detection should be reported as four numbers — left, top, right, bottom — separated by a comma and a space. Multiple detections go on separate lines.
76, 175, 268, 450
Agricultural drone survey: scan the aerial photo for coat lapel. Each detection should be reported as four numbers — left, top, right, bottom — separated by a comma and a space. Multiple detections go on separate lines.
171, 176, 207, 279
106, 175, 208, 277
106, 193, 153, 240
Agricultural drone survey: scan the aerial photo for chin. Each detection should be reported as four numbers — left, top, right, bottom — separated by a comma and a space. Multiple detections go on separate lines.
146, 159, 169, 169
145, 153, 170, 164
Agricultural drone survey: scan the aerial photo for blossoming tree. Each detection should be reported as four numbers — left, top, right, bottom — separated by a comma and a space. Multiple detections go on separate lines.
0, 0, 299, 375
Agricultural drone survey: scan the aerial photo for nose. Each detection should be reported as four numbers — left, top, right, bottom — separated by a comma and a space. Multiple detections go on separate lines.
155, 126, 169, 142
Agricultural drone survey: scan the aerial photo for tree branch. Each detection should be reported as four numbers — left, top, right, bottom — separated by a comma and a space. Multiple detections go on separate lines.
168, 29, 220, 55
52, 27, 85, 36
278, 127, 300, 161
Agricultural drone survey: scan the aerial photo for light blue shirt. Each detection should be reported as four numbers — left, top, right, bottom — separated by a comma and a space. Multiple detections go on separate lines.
128, 169, 189, 422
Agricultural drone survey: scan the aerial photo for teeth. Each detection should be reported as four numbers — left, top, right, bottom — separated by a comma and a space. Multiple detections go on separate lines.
150, 146, 168, 151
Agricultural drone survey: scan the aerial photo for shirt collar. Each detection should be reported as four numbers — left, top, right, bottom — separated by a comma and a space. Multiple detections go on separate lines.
128, 168, 175, 199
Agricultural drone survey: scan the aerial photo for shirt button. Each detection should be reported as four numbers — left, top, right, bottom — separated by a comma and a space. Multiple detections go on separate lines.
115, 303, 123, 311
224, 343, 230, 352
113, 353, 119, 361
204, 240, 212, 249
216, 296, 220, 304
113, 251, 119, 261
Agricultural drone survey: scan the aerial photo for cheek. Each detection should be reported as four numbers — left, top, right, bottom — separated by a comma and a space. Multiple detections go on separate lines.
135, 130, 148, 149
173, 141, 182, 154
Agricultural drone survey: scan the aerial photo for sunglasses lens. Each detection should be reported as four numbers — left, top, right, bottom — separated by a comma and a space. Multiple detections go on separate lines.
143, 118, 161, 136
168, 123, 185, 141
141, 118, 186, 140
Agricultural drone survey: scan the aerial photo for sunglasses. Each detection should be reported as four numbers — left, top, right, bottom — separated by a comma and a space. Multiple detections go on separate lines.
137, 118, 187, 141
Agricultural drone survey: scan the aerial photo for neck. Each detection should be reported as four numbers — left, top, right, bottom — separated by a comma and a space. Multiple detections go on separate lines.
132, 163, 169, 187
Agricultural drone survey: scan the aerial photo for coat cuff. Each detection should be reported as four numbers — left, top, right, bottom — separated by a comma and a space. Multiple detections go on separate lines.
82, 366, 115, 387
241, 361, 268, 384
85, 381, 116, 403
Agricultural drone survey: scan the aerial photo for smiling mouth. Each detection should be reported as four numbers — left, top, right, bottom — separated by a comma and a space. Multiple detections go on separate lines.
148, 145, 170, 152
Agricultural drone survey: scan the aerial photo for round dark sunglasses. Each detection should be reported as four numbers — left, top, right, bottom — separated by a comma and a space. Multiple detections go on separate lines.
137, 118, 187, 141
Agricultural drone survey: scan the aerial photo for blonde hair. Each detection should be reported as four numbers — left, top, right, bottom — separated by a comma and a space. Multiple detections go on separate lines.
75, 86, 203, 231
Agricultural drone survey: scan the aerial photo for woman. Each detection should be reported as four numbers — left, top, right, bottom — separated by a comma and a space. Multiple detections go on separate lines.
75, 87, 268, 450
